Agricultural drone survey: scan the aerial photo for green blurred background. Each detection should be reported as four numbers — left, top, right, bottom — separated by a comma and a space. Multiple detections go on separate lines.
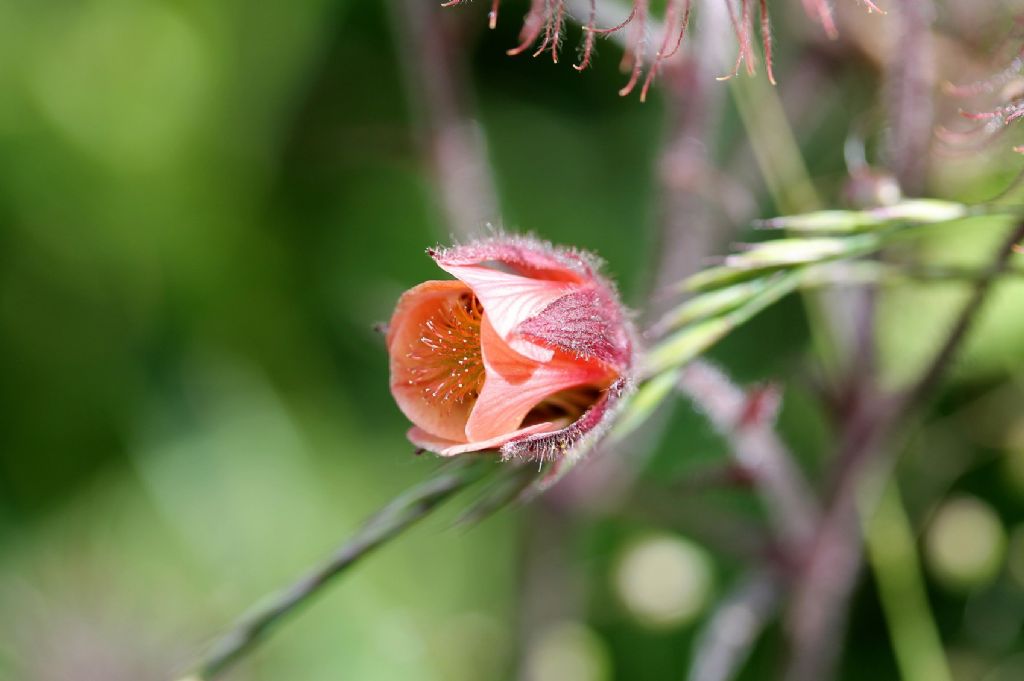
1, 1, 1024, 680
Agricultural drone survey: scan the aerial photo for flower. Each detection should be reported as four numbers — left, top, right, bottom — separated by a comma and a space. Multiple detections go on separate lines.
386, 236, 635, 461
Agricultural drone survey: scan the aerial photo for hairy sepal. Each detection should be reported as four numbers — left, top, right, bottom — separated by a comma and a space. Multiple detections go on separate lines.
429, 234, 602, 283
499, 377, 632, 463
516, 288, 633, 369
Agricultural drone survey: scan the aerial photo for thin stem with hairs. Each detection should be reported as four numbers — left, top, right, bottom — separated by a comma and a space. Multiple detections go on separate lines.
176, 458, 492, 681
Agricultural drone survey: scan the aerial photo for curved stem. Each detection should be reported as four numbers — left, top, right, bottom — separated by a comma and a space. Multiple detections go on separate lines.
178, 458, 492, 681
688, 571, 780, 681
677, 360, 819, 551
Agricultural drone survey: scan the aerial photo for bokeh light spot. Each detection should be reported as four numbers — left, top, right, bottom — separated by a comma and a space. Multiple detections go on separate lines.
613, 534, 714, 629
523, 621, 612, 681
925, 496, 1006, 591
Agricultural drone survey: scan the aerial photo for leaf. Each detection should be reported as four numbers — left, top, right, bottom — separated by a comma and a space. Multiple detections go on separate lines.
725, 235, 881, 269
652, 278, 779, 335
644, 317, 734, 376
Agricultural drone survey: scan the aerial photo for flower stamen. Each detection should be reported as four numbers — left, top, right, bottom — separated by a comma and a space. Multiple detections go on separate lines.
404, 293, 486, 410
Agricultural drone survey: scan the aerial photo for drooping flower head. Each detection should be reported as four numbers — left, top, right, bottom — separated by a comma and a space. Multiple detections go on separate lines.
386, 236, 635, 461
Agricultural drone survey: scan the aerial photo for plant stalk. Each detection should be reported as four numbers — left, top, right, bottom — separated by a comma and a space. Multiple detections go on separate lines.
177, 458, 491, 681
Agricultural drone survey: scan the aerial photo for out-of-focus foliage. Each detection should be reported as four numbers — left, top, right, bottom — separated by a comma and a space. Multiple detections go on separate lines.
2, 0, 1024, 680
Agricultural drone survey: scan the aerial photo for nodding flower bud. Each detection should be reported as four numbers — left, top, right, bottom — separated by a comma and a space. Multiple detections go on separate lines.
386, 235, 635, 462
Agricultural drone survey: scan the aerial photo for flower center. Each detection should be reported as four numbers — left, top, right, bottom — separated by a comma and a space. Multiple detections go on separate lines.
405, 292, 485, 409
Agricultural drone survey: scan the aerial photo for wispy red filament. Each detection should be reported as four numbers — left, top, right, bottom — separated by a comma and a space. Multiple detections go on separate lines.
640, 0, 691, 102
443, 0, 883, 98
574, 0, 598, 71
617, 0, 649, 97
507, 0, 547, 56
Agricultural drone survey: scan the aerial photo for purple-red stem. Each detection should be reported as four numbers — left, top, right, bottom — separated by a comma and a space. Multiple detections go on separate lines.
784, 219, 1024, 681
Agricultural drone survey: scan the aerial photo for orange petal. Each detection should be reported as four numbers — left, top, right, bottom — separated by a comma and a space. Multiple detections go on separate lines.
387, 280, 475, 442
435, 262, 576, 344
465, 315, 615, 442
407, 421, 562, 456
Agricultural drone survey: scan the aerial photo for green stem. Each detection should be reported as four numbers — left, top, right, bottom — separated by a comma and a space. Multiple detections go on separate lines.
178, 458, 492, 681
729, 75, 846, 376
862, 480, 953, 681
728, 76, 821, 214
644, 270, 802, 377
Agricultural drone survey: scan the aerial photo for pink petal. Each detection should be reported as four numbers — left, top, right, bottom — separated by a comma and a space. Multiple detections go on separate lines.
465, 315, 615, 442
387, 280, 476, 442
500, 377, 630, 463
407, 421, 562, 456
508, 337, 556, 363
435, 262, 577, 344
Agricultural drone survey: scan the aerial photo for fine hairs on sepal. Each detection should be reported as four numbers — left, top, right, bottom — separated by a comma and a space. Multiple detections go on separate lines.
499, 376, 633, 463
